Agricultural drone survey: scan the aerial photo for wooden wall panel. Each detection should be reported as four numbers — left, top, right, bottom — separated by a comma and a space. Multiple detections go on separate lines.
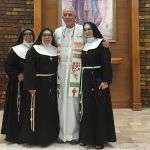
34, 0, 41, 35
111, 0, 131, 107
42, 0, 58, 30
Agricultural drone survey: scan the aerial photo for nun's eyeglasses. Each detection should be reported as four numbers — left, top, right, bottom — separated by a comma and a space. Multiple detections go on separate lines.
84, 28, 92, 31
42, 34, 52, 37
23, 33, 32, 36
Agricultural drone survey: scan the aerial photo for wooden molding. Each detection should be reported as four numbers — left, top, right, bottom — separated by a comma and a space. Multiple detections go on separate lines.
111, 58, 123, 64
34, 0, 42, 36
130, 0, 142, 110
112, 101, 130, 108
132, 102, 142, 111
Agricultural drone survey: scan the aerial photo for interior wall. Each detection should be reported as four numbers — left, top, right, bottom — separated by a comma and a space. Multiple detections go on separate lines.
42, 0, 58, 30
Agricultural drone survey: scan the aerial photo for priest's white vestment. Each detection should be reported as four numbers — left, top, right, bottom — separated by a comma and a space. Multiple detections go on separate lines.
54, 24, 83, 141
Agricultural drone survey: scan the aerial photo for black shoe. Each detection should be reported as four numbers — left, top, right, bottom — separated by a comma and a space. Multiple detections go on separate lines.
95, 145, 104, 149
5, 137, 20, 144
40, 143, 50, 148
68, 140, 79, 145
79, 142, 87, 146
79, 142, 86, 146
57, 138, 64, 144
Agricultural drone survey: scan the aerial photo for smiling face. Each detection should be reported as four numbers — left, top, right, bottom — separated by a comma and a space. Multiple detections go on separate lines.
62, 7, 76, 28
23, 30, 33, 43
83, 24, 94, 38
41, 30, 52, 45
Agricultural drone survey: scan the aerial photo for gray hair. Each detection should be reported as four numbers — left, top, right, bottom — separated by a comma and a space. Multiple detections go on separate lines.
63, 6, 76, 16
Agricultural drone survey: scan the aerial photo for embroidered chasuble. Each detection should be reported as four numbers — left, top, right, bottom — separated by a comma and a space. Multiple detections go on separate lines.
54, 24, 83, 141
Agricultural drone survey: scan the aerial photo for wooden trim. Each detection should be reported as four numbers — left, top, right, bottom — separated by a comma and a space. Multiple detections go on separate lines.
112, 101, 130, 108
111, 58, 123, 65
34, 0, 42, 36
130, 0, 142, 110
58, 0, 62, 26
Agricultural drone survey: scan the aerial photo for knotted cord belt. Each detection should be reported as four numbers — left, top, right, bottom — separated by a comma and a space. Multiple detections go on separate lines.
30, 73, 55, 132
17, 81, 21, 122
79, 66, 102, 121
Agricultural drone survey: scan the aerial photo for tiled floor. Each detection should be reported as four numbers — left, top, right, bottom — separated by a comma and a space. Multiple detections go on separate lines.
0, 108, 150, 150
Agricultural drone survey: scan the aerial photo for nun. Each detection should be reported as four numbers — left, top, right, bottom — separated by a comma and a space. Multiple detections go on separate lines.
79, 22, 116, 149
1, 29, 34, 143
19, 28, 59, 146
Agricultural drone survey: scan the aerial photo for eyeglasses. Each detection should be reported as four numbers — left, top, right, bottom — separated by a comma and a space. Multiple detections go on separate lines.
42, 34, 52, 37
84, 28, 92, 31
23, 33, 32, 36
63, 13, 74, 17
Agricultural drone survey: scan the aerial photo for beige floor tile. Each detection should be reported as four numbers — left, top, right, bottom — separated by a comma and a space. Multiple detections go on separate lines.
0, 108, 150, 149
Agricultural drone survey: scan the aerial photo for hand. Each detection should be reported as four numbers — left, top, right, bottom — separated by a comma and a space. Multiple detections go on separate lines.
102, 40, 110, 48
99, 82, 108, 90
57, 46, 61, 54
58, 56, 61, 63
18, 73, 24, 81
28, 90, 36, 95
